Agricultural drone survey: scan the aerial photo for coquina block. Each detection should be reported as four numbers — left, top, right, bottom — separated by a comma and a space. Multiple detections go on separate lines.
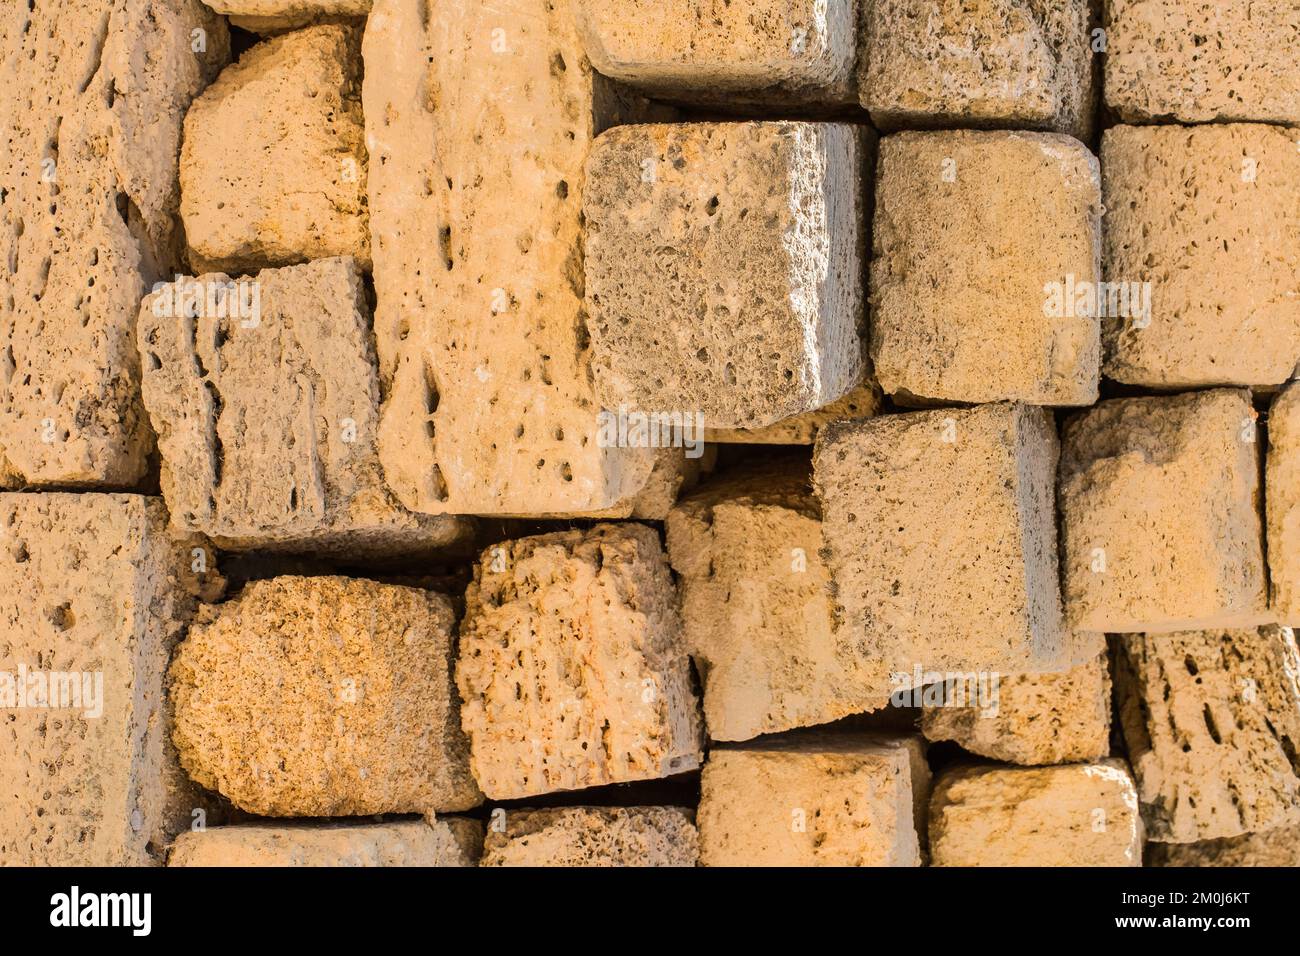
870, 130, 1101, 406
168, 818, 482, 867
457, 523, 702, 799
1059, 389, 1269, 633
1268, 383, 1300, 624
480, 807, 698, 867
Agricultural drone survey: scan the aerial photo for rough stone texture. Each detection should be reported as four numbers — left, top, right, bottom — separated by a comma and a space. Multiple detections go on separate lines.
574, 0, 857, 107
922, 647, 1112, 766
870, 130, 1101, 406
698, 733, 928, 867
706, 382, 881, 444
814, 403, 1067, 687
206, 1, 371, 34
168, 817, 481, 867
1101, 124, 1300, 388
666, 458, 890, 742
929, 761, 1143, 866
364, 0, 668, 516
1059, 389, 1269, 633
1104, 0, 1300, 124
0, 494, 205, 865
860, 0, 1097, 140
137, 257, 472, 557
584, 122, 866, 431
1268, 383, 1300, 624
0, 0, 228, 487
1146, 825, 1300, 867
170, 575, 482, 817
481, 807, 698, 867
457, 523, 702, 799
181, 24, 368, 274
1114, 626, 1300, 844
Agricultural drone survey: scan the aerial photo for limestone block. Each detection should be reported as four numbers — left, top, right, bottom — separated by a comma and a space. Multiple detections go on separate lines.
1101, 124, 1300, 387
1105, 0, 1300, 124
813, 402, 1066, 687
457, 523, 702, 799
0, 0, 228, 487
170, 575, 482, 816
666, 458, 890, 742
860, 0, 1097, 140
206, 1, 371, 34
698, 734, 928, 867
584, 121, 866, 431
870, 130, 1101, 406
929, 761, 1143, 866
1268, 383, 1300, 623
1147, 825, 1300, 867
181, 24, 368, 274
0, 493, 205, 865
363, 0, 667, 516
1059, 389, 1269, 633
168, 817, 481, 867
1114, 626, 1300, 843
137, 257, 472, 557
480, 807, 698, 867
705, 382, 881, 444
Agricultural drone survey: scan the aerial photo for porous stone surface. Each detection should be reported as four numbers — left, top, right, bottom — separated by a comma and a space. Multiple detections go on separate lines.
574, 0, 857, 107
1113, 626, 1300, 843
929, 761, 1144, 866
364, 0, 665, 516
705, 382, 882, 444
698, 733, 928, 867
1104, 0, 1300, 124
814, 402, 1067, 687
666, 458, 890, 742
0, 494, 205, 865
870, 130, 1101, 406
480, 807, 698, 867
1146, 825, 1300, 867
584, 121, 866, 431
137, 257, 471, 557
181, 24, 368, 274
457, 523, 702, 799
1059, 389, 1269, 633
860, 0, 1097, 139
1101, 124, 1300, 387
206, 1, 372, 34
922, 647, 1112, 766
1268, 383, 1300, 624
168, 817, 482, 867
0, 0, 228, 487
170, 575, 482, 817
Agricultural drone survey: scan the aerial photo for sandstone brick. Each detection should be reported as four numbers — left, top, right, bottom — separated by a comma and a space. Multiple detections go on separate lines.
168, 817, 481, 867
457, 523, 702, 799
481, 807, 698, 867
666, 459, 890, 742
929, 761, 1143, 866
574, 0, 857, 107
170, 575, 482, 816
1101, 124, 1300, 387
206, 1, 371, 34
814, 403, 1066, 687
1146, 825, 1300, 867
705, 382, 882, 444
0, 494, 205, 865
922, 647, 1111, 766
1104, 0, 1300, 124
870, 130, 1101, 406
698, 733, 928, 867
584, 122, 866, 431
1268, 383, 1300, 624
137, 257, 471, 557
1114, 626, 1300, 843
364, 0, 667, 516
181, 24, 368, 274
1059, 389, 1269, 633
860, 0, 1096, 139
0, 0, 228, 487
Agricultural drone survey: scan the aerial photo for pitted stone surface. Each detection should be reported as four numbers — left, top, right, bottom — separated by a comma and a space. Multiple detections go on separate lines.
481, 807, 698, 867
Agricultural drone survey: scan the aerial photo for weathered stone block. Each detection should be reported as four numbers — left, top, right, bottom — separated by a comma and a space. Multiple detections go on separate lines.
705, 382, 881, 444
1268, 383, 1300, 624
1146, 825, 1300, 867
480, 807, 698, 867
206, 1, 371, 34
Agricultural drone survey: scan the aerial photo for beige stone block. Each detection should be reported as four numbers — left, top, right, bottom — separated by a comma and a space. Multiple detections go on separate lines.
929, 760, 1143, 866
480, 807, 698, 867
457, 523, 702, 800
1059, 389, 1269, 633
170, 575, 482, 817
0, 0, 228, 487
870, 130, 1101, 406
1114, 626, 1300, 843
705, 382, 882, 444
1268, 383, 1300, 624
1146, 825, 1300, 867
207, 1, 371, 34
